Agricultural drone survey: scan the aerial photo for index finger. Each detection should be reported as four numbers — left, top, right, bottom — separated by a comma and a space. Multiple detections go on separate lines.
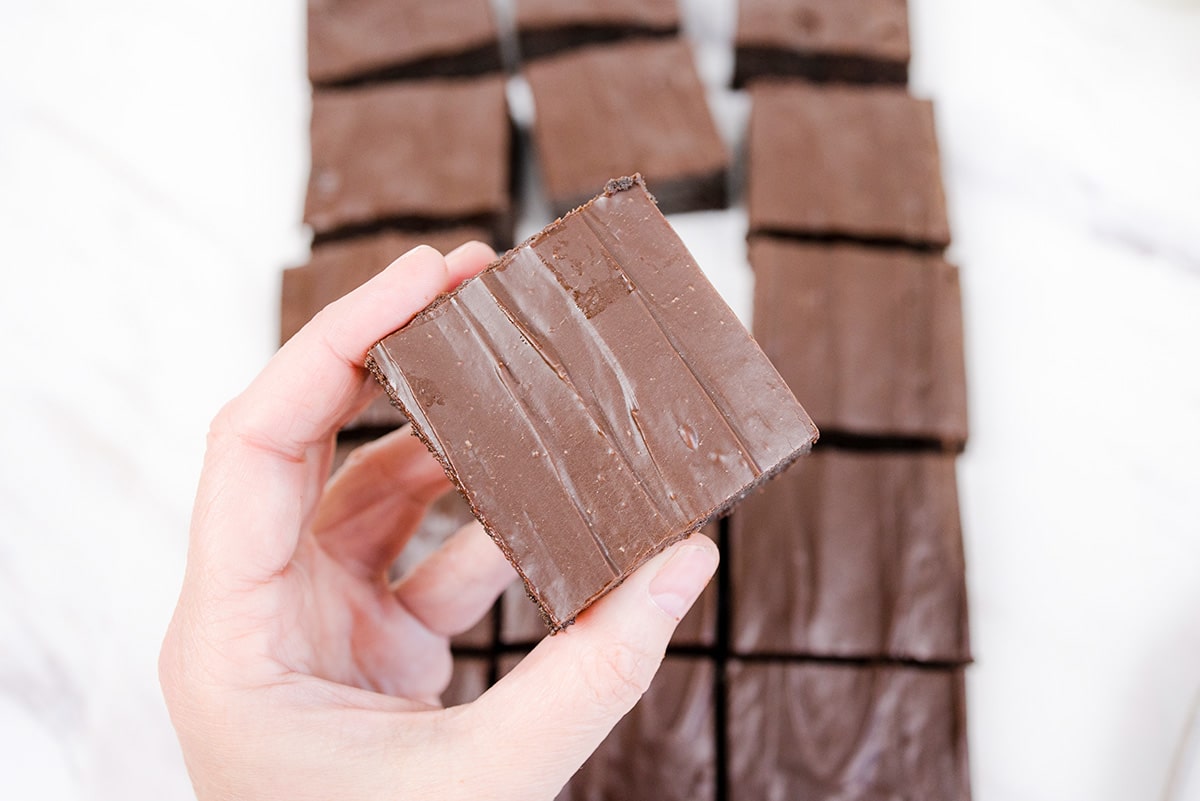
188, 242, 496, 586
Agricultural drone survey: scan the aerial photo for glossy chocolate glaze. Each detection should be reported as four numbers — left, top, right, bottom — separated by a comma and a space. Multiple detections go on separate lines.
746, 83, 949, 250
308, 0, 502, 86
750, 238, 968, 448
728, 661, 970, 801
368, 177, 816, 629
304, 77, 512, 243
525, 41, 729, 216
731, 450, 969, 662
734, 0, 910, 87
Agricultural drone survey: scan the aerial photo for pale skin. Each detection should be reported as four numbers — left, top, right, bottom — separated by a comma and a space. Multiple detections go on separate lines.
159, 241, 720, 800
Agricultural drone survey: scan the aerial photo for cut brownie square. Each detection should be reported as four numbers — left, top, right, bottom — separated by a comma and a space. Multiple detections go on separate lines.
525, 40, 729, 216
515, 0, 680, 61
730, 450, 970, 662
751, 238, 967, 449
308, 0, 502, 87
559, 658, 716, 801
367, 176, 816, 630
746, 83, 949, 249
734, 0, 910, 87
727, 662, 971, 801
305, 76, 513, 246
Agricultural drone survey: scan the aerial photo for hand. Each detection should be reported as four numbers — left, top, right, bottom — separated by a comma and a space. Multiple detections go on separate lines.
159, 243, 720, 801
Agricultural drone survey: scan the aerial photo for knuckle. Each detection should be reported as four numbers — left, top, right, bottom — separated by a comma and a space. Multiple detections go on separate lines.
578, 640, 653, 716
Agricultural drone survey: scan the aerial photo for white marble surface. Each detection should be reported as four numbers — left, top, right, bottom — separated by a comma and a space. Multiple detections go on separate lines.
2, 1, 1199, 799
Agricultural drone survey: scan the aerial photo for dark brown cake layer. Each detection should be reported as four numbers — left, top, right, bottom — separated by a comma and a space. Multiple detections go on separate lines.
367, 177, 816, 630
733, 0, 910, 87
304, 77, 512, 245
525, 41, 729, 216
515, 0, 680, 61
499, 521, 719, 647
751, 238, 968, 448
746, 83, 949, 249
727, 662, 971, 801
308, 0, 502, 87
730, 450, 969, 662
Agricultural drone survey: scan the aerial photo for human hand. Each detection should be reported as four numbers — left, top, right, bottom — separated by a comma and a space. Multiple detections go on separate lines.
159, 243, 720, 801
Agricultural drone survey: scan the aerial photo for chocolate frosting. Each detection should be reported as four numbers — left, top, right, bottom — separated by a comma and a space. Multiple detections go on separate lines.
368, 177, 816, 629
747, 83, 949, 249
728, 662, 970, 801
750, 238, 968, 448
731, 450, 970, 662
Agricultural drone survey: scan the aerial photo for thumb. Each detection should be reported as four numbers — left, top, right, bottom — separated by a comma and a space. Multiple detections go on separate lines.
462, 532, 720, 800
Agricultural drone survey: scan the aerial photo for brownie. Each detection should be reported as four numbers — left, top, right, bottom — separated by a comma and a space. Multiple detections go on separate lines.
733, 0, 910, 87
746, 83, 950, 249
750, 238, 968, 449
281, 228, 491, 345
499, 521, 719, 647
730, 450, 969, 662
308, 0, 502, 87
524, 41, 729, 216
442, 656, 492, 707
727, 662, 971, 801
515, 0, 680, 61
367, 176, 816, 630
305, 76, 513, 246
559, 658, 716, 801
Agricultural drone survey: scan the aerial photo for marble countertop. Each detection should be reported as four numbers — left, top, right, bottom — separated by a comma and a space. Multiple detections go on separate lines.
2, 1, 1198, 799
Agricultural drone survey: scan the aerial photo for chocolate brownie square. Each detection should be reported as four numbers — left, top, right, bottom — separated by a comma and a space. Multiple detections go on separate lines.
727, 662, 971, 801
305, 76, 513, 246
525, 40, 729, 216
308, 0, 502, 86
734, 0, 910, 87
750, 238, 967, 448
730, 450, 970, 662
746, 83, 949, 249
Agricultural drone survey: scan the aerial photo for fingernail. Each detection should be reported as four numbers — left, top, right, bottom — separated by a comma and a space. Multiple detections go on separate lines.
649, 543, 719, 619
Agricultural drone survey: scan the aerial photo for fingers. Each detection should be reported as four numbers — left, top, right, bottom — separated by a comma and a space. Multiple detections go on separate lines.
312, 427, 454, 579
459, 534, 719, 800
393, 521, 516, 637
188, 241, 496, 586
